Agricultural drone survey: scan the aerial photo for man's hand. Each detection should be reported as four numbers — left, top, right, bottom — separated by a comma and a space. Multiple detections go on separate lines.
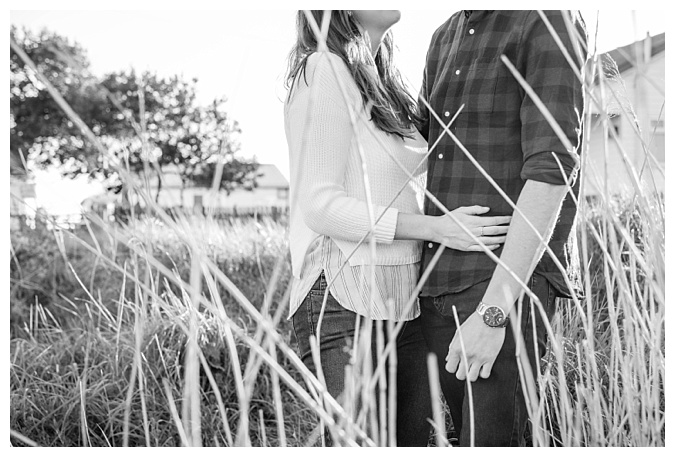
444, 180, 567, 383
445, 312, 505, 382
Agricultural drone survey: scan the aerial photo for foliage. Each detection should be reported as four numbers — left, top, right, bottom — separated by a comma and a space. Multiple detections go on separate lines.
538, 193, 664, 446
10, 26, 101, 176
9, 216, 290, 338
10, 216, 304, 447
10, 26, 257, 199
98, 71, 258, 200
9, 196, 665, 446
9, 303, 314, 446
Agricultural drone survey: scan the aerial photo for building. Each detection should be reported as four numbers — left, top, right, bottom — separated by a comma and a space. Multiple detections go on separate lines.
83, 163, 289, 218
583, 32, 665, 196
194, 163, 289, 211
9, 151, 36, 229
159, 163, 289, 211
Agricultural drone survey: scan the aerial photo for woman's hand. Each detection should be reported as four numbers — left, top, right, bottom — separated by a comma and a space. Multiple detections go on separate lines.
430, 206, 511, 252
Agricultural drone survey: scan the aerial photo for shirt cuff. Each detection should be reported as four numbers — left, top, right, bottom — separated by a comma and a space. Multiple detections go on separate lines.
373, 207, 399, 244
521, 150, 580, 186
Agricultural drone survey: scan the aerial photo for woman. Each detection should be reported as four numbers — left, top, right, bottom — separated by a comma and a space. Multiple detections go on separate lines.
284, 10, 510, 446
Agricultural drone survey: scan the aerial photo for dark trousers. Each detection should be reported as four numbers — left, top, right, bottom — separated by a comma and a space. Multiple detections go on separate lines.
292, 274, 432, 447
419, 273, 557, 447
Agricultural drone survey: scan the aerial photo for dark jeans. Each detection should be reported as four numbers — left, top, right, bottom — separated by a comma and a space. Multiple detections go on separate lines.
420, 273, 557, 447
292, 273, 432, 447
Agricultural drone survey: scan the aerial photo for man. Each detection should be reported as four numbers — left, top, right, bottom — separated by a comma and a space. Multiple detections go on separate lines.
417, 11, 587, 446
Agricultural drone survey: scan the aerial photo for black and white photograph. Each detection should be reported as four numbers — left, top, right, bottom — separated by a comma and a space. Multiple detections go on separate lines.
8, 2, 666, 447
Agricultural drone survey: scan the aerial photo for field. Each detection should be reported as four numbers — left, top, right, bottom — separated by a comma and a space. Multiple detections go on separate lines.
10, 215, 314, 446
9, 10, 665, 448
9, 191, 665, 446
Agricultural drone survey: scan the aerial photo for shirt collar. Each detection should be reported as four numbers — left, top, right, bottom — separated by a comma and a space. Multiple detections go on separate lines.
463, 10, 492, 22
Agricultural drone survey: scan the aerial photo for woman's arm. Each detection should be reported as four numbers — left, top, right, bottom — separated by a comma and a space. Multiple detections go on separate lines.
396, 208, 510, 252
291, 52, 400, 244
290, 52, 510, 250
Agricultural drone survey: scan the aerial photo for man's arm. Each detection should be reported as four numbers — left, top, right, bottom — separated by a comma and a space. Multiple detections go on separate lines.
444, 179, 566, 381
445, 10, 588, 382
477, 180, 566, 313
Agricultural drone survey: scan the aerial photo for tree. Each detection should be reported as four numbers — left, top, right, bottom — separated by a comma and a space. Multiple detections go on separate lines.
99, 71, 257, 203
10, 26, 108, 177
10, 26, 257, 202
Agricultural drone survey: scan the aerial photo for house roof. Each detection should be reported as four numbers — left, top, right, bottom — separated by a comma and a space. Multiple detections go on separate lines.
600, 32, 665, 75
255, 164, 289, 189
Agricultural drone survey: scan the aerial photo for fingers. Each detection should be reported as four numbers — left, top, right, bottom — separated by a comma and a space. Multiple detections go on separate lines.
471, 224, 508, 238
455, 361, 467, 380
467, 363, 482, 382
447, 342, 495, 381
464, 236, 507, 252
455, 205, 490, 215
476, 215, 512, 227
447, 343, 487, 382
455, 363, 493, 382
479, 362, 494, 379
455, 362, 485, 382
445, 349, 460, 374
478, 235, 506, 245
481, 225, 509, 236
461, 363, 493, 382
466, 244, 501, 252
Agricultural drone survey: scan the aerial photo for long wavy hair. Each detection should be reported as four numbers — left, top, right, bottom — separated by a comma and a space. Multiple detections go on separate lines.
285, 10, 422, 139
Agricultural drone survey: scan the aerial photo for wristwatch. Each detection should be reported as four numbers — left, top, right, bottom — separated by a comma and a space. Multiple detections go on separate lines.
477, 302, 509, 328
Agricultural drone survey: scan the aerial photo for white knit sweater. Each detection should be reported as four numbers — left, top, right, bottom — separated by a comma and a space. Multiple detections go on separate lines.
284, 51, 427, 280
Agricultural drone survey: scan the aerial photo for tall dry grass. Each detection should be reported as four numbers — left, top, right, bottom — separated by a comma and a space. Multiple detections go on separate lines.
9, 10, 664, 446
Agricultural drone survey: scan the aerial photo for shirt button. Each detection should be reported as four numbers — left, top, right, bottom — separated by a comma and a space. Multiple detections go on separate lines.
455, 69, 461, 75
444, 111, 450, 117
438, 154, 444, 159
428, 242, 434, 248
469, 28, 475, 35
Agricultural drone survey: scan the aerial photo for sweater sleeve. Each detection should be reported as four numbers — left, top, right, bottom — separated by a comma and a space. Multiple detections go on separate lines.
290, 52, 399, 244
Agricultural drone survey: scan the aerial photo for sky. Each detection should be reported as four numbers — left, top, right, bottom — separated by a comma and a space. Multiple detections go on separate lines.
9, 7, 667, 215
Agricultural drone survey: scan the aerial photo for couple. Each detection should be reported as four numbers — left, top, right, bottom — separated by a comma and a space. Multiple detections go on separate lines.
284, 10, 586, 447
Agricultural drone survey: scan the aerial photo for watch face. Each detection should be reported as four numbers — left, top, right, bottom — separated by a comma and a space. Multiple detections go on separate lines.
483, 306, 506, 327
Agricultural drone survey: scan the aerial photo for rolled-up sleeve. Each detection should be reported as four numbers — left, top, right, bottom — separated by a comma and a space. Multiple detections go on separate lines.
519, 10, 587, 185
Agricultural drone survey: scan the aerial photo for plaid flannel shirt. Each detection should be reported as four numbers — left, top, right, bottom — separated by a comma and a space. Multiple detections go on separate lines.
419, 10, 587, 298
